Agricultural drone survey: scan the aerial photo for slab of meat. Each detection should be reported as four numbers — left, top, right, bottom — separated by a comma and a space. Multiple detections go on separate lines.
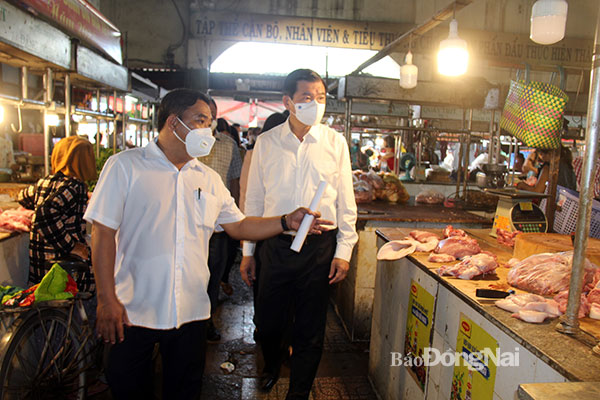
434, 236, 481, 259
409, 230, 440, 242
507, 251, 599, 296
443, 225, 467, 238
511, 310, 550, 323
523, 300, 561, 317
437, 253, 498, 279
496, 293, 562, 323
0, 207, 34, 233
496, 228, 520, 247
590, 303, 600, 320
587, 273, 600, 305
377, 240, 417, 261
496, 293, 545, 312
413, 238, 438, 252
415, 190, 445, 205
428, 253, 457, 263
506, 258, 521, 268
406, 231, 439, 252
553, 290, 590, 318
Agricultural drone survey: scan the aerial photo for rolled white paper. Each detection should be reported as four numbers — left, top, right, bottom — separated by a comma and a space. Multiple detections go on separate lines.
290, 180, 328, 252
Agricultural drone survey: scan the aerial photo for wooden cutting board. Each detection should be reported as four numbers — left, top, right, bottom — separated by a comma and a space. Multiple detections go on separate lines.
514, 233, 600, 265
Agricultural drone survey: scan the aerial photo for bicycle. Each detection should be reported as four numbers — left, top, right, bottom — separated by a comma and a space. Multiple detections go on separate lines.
0, 258, 100, 400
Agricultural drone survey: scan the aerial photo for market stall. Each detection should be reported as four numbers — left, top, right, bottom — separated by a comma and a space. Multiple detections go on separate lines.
370, 227, 600, 400
333, 200, 492, 342
0, 0, 161, 288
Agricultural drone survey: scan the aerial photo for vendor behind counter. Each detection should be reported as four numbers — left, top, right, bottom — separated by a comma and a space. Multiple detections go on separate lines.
17, 136, 96, 292
516, 146, 576, 193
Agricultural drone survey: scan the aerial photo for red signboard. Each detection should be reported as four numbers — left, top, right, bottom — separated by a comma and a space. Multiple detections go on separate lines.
10, 0, 123, 64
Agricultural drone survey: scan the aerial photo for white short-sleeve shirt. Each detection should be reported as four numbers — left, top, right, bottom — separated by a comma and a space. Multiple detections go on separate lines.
84, 140, 244, 329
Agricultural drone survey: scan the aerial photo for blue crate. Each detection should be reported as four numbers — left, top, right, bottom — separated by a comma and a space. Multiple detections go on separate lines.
552, 185, 600, 238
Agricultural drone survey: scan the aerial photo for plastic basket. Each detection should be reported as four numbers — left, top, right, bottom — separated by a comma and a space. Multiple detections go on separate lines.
553, 185, 600, 238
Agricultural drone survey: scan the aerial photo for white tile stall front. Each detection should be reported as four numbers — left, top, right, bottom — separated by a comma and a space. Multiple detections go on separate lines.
425, 331, 445, 400
370, 240, 440, 400
534, 360, 569, 383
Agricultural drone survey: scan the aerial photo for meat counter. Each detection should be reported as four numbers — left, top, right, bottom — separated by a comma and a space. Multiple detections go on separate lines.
369, 227, 600, 400
332, 201, 492, 342
0, 184, 31, 288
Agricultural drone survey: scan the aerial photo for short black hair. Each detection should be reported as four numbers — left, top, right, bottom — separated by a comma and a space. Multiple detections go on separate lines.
157, 89, 211, 131
217, 118, 230, 133
262, 112, 288, 133
282, 69, 327, 97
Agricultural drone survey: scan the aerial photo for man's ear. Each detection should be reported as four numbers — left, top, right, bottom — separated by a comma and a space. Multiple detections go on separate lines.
282, 95, 293, 112
167, 114, 178, 130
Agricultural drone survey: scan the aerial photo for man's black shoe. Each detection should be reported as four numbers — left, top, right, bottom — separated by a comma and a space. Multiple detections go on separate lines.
207, 321, 221, 342
259, 373, 279, 392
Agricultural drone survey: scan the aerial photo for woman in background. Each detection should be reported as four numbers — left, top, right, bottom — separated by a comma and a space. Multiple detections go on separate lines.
517, 146, 576, 193
18, 136, 97, 292
379, 135, 396, 172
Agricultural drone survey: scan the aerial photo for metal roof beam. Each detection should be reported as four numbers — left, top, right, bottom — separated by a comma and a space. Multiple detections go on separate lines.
350, 0, 476, 75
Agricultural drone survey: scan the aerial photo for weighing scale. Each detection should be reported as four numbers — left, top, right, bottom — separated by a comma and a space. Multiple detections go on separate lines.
484, 188, 549, 237
399, 153, 416, 182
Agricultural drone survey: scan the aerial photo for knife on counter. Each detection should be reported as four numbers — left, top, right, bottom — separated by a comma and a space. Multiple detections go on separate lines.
475, 289, 515, 299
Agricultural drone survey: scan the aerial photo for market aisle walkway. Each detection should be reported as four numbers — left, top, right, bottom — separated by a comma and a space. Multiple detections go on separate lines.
200, 264, 378, 400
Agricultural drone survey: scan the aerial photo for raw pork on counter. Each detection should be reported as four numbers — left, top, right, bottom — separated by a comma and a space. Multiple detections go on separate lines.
507, 251, 599, 296
443, 225, 467, 238
434, 236, 481, 260
0, 207, 34, 233
428, 253, 457, 263
409, 230, 440, 242
407, 230, 439, 252
496, 228, 520, 247
437, 252, 498, 279
377, 240, 417, 261
495, 293, 562, 323
553, 290, 591, 318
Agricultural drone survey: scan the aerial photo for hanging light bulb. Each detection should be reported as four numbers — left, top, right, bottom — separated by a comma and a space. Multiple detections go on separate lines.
437, 19, 469, 76
400, 51, 418, 89
400, 35, 418, 89
530, 0, 568, 45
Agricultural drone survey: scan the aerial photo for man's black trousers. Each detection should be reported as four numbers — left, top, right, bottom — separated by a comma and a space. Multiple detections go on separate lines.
255, 229, 337, 399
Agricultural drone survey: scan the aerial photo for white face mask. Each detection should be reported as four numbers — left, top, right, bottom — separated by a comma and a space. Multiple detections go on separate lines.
174, 117, 215, 157
290, 99, 326, 127
211, 120, 218, 131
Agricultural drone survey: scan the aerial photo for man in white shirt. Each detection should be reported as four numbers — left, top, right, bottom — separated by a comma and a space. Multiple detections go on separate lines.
241, 69, 358, 399
200, 97, 243, 342
84, 89, 330, 400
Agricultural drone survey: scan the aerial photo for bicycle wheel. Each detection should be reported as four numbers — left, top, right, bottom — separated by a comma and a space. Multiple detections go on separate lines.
0, 308, 87, 400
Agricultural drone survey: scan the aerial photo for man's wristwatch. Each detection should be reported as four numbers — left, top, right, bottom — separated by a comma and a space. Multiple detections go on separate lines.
280, 214, 289, 231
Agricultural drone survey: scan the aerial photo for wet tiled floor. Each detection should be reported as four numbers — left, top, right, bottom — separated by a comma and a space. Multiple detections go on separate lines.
89, 261, 377, 399
202, 267, 378, 399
